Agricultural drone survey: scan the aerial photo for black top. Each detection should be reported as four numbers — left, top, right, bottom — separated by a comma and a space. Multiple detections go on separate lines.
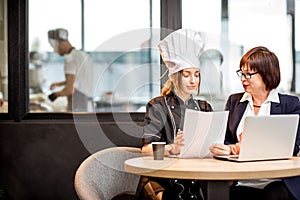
143, 91, 213, 144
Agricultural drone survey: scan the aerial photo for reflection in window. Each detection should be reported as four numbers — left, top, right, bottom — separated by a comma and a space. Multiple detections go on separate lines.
182, 0, 225, 111
229, 0, 292, 92
91, 29, 161, 112
29, 0, 160, 112
182, 0, 295, 111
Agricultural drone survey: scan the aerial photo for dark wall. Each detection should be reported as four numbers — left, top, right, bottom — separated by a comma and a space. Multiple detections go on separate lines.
0, 114, 144, 200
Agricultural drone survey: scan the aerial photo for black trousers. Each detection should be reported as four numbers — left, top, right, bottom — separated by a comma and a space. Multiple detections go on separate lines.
230, 181, 296, 200
136, 176, 205, 200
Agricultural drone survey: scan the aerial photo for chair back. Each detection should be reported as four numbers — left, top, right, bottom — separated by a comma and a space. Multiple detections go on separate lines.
74, 147, 142, 200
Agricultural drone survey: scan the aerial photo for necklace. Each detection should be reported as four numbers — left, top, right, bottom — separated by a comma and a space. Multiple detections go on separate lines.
253, 104, 261, 108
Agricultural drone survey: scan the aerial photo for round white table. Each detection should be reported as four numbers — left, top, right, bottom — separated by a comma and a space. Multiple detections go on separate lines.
125, 156, 300, 200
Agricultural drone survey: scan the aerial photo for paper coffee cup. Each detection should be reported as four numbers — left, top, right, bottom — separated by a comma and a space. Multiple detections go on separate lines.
152, 142, 166, 160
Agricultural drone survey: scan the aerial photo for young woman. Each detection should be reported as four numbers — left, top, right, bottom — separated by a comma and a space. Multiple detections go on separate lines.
136, 29, 213, 200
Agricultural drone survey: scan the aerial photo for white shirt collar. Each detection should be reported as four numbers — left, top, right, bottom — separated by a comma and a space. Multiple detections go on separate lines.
239, 89, 280, 104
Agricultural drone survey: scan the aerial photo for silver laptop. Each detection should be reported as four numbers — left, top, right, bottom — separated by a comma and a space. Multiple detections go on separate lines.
214, 114, 299, 162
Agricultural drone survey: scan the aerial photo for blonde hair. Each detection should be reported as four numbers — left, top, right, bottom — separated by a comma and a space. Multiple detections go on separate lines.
161, 79, 173, 96
161, 71, 200, 96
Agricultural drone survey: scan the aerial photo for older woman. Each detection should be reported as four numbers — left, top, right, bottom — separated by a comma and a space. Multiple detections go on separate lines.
210, 46, 300, 200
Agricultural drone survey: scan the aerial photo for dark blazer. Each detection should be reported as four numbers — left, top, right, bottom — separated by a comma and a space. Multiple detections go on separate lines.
224, 92, 300, 199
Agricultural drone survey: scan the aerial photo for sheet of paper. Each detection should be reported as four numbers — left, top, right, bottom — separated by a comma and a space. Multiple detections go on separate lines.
180, 109, 229, 158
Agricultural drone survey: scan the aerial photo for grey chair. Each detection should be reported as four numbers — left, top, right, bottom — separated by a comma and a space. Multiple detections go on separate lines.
74, 147, 142, 200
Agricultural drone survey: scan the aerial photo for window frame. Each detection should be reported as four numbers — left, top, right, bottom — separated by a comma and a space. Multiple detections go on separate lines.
7, 0, 28, 121
6, 0, 181, 121
6, 0, 296, 121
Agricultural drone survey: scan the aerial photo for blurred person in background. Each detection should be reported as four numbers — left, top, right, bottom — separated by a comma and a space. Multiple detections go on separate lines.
47, 28, 94, 111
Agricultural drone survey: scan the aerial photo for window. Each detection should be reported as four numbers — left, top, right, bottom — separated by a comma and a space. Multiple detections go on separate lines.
182, 0, 296, 111
28, 0, 160, 112
7, 0, 299, 120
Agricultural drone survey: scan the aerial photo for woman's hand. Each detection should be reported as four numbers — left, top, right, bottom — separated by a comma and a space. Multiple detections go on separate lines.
210, 143, 241, 156
228, 144, 240, 155
210, 133, 243, 156
230, 133, 242, 155
210, 144, 231, 156
170, 131, 184, 155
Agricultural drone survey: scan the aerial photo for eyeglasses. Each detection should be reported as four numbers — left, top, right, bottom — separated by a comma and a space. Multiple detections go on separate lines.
236, 70, 259, 79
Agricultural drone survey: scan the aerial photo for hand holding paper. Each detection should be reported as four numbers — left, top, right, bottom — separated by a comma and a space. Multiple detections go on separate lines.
180, 109, 229, 158
172, 131, 184, 155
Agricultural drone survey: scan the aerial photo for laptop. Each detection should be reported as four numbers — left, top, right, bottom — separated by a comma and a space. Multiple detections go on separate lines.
214, 114, 299, 162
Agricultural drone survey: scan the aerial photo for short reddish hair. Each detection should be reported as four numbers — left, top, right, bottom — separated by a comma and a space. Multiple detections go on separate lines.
240, 46, 281, 91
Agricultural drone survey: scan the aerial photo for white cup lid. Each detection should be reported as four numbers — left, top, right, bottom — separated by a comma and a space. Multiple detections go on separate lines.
151, 142, 166, 145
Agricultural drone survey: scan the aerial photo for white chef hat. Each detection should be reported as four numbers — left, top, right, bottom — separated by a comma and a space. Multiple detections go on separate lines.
48, 28, 68, 41
158, 29, 205, 77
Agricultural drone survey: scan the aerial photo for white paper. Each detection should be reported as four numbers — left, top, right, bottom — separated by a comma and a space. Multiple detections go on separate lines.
180, 109, 229, 158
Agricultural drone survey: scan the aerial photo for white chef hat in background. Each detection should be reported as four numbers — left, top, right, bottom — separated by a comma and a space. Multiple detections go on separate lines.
48, 28, 68, 41
158, 29, 205, 77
